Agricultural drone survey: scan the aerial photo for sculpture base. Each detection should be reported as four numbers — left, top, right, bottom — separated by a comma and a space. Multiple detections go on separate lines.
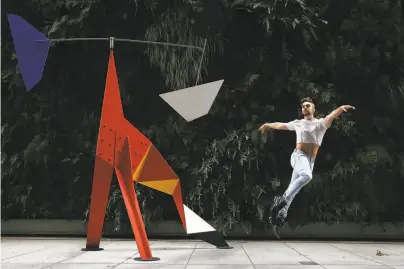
217, 246, 233, 249
81, 247, 104, 251
191, 231, 231, 250
134, 257, 161, 261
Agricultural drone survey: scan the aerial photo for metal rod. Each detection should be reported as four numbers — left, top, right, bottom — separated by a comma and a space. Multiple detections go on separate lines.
34, 37, 203, 50
115, 38, 203, 51
38, 37, 110, 42
195, 38, 208, 85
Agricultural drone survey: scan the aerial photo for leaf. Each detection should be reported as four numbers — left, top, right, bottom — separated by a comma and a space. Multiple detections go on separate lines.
319, 19, 328, 24
231, 0, 246, 8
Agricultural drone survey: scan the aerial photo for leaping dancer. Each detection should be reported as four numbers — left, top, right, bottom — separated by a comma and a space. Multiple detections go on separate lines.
258, 97, 355, 238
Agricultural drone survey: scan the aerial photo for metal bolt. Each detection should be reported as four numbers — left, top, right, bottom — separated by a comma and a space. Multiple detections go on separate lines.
109, 37, 115, 49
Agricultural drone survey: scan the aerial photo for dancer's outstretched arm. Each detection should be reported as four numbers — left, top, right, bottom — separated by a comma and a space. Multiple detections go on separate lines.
323, 105, 355, 128
259, 122, 293, 133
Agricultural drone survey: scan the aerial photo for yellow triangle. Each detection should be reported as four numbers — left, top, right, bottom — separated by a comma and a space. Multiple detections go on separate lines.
139, 179, 178, 195
132, 145, 151, 182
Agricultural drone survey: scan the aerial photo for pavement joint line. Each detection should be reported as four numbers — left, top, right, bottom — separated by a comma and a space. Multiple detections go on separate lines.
107, 239, 148, 268
42, 250, 89, 269
328, 243, 396, 269
152, 247, 213, 250
110, 250, 140, 269
240, 242, 257, 269
283, 242, 327, 269
1, 242, 61, 261
183, 241, 197, 269
110, 239, 185, 267
2, 239, 403, 267
40, 239, 117, 268
14, 240, 115, 268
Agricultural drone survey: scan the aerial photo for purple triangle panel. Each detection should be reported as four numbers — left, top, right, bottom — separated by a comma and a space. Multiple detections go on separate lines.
7, 14, 50, 91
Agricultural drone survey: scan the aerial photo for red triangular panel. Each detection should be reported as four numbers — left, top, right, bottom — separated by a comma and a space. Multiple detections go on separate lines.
99, 50, 124, 127
137, 145, 178, 182
122, 120, 152, 171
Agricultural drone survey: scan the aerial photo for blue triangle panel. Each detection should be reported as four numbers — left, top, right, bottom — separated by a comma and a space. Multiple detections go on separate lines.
8, 14, 50, 91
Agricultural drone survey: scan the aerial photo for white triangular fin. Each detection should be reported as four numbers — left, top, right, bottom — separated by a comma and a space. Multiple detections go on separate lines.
159, 80, 224, 122
183, 205, 216, 234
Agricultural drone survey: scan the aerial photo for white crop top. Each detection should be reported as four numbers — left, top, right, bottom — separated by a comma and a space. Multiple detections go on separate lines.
285, 118, 328, 146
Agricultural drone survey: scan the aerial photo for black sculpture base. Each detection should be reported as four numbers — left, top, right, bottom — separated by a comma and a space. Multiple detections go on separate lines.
217, 245, 234, 249
81, 247, 104, 251
192, 231, 232, 249
134, 256, 161, 261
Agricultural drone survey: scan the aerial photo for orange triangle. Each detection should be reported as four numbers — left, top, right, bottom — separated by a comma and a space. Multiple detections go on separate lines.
137, 145, 178, 182
139, 179, 178, 195
132, 144, 151, 182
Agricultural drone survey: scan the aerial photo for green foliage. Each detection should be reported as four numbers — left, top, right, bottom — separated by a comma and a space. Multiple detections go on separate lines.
1, 0, 404, 236
145, 9, 207, 89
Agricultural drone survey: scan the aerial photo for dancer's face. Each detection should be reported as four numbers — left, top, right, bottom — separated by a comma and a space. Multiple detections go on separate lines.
301, 102, 315, 116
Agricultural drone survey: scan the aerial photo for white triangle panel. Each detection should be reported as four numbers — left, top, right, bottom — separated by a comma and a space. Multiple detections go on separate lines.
183, 205, 216, 234
159, 80, 224, 122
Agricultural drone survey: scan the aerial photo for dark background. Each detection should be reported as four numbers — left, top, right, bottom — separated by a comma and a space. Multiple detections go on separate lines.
2, 0, 404, 235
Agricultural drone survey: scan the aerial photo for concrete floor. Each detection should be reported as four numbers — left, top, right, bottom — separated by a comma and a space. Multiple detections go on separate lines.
1, 237, 403, 269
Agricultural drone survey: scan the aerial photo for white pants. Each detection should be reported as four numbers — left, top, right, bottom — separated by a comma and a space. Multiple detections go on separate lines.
278, 149, 315, 219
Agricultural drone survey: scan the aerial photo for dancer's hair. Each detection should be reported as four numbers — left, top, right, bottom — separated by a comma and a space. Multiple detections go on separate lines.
300, 97, 315, 106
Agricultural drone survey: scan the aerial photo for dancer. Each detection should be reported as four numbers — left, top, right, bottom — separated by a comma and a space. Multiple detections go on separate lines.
258, 97, 355, 238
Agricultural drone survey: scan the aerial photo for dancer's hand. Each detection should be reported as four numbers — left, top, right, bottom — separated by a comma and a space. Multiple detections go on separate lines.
340, 105, 355, 112
258, 123, 269, 133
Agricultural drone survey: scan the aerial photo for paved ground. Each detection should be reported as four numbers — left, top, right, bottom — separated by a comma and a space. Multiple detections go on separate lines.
1, 237, 403, 269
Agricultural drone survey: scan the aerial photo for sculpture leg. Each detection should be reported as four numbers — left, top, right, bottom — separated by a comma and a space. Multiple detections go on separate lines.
82, 156, 114, 251
115, 137, 159, 261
